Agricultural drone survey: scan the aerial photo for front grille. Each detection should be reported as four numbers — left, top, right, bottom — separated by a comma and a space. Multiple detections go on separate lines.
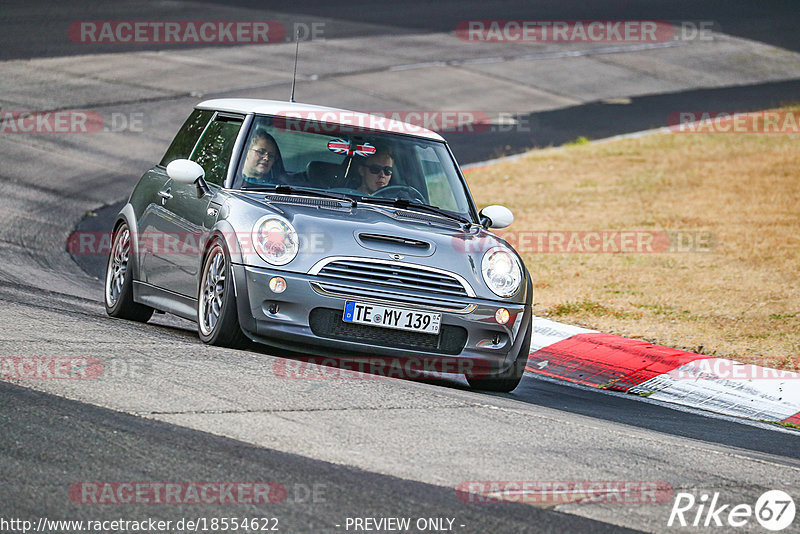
310, 281, 475, 313
315, 259, 470, 297
309, 308, 468, 355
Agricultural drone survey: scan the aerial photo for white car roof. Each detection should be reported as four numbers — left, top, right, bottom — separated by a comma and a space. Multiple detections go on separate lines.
197, 98, 445, 142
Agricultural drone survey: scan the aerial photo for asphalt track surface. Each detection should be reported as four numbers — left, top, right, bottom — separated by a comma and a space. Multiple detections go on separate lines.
3, 0, 800, 60
1, 381, 631, 533
2, 2, 800, 533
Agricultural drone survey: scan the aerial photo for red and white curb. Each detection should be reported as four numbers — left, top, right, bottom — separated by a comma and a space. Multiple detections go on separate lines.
528, 317, 800, 426
466, 132, 799, 425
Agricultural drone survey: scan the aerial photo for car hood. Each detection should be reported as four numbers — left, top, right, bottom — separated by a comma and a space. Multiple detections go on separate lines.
226, 192, 526, 302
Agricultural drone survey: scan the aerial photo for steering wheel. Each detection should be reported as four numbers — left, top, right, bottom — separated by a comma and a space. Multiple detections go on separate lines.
371, 185, 426, 203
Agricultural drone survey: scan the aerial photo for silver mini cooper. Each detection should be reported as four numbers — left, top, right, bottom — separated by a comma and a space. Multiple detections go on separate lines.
105, 99, 532, 392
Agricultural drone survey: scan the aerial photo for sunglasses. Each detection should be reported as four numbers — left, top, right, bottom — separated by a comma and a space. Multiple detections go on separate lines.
364, 164, 393, 176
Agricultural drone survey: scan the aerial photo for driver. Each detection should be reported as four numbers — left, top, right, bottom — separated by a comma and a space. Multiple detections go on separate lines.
356, 149, 393, 195
241, 129, 287, 185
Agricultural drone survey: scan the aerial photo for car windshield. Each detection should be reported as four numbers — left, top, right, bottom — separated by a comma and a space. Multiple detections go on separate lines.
232, 114, 476, 222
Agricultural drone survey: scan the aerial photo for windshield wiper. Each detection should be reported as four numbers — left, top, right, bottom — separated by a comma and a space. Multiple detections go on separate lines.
246, 185, 357, 207
360, 197, 471, 225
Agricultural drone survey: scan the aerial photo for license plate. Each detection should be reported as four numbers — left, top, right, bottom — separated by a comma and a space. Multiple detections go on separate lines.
343, 301, 441, 335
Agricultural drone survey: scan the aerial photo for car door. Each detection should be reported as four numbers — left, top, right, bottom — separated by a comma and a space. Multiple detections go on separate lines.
138, 109, 213, 286
145, 112, 244, 297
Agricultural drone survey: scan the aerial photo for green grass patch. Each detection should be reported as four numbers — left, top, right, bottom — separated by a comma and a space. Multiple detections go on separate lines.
563, 136, 590, 147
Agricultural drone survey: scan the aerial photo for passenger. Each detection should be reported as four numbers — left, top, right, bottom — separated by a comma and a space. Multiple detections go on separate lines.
241, 129, 287, 185
356, 149, 393, 195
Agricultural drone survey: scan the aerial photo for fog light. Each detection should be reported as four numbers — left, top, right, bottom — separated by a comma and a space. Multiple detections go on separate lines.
495, 308, 510, 324
269, 276, 287, 293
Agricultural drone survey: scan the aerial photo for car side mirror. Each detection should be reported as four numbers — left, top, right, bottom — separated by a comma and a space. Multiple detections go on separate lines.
166, 159, 211, 198
479, 205, 514, 229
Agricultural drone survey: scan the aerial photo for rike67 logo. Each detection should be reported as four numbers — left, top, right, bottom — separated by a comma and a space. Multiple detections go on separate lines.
668, 490, 795, 531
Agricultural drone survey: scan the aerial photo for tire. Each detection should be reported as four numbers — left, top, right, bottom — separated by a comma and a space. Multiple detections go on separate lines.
466, 317, 532, 393
104, 222, 154, 322
197, 240, 249, 348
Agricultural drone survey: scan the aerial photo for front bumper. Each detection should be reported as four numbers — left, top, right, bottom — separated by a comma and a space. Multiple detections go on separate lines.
232, 263, 530, 373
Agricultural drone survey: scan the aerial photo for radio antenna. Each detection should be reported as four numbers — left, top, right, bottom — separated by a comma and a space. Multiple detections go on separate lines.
289, 29, 300, 103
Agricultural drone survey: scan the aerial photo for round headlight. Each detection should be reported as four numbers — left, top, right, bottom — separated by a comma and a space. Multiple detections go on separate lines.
481, 247, 523, 298
252, 215, 299, 266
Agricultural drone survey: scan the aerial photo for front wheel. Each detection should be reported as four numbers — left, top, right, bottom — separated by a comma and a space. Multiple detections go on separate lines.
104, 222, 154, 322
466, 318, 531, 393
198, 240, 249, 348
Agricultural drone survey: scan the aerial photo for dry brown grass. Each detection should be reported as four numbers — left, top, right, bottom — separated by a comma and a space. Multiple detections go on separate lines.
466, 116, 800, 370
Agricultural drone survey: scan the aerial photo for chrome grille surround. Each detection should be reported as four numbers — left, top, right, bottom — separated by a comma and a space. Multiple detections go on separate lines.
308, 256, 476, 313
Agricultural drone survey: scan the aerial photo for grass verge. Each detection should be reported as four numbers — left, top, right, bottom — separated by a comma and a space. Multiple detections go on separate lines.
466, 109, 800, 371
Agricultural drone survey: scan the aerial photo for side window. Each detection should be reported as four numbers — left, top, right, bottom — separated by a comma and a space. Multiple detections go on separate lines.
190, 115, 244, 187
159, 109, 213, 167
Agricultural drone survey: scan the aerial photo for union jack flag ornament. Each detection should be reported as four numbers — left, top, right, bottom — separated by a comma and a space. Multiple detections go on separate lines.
327, 139, 376, 157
